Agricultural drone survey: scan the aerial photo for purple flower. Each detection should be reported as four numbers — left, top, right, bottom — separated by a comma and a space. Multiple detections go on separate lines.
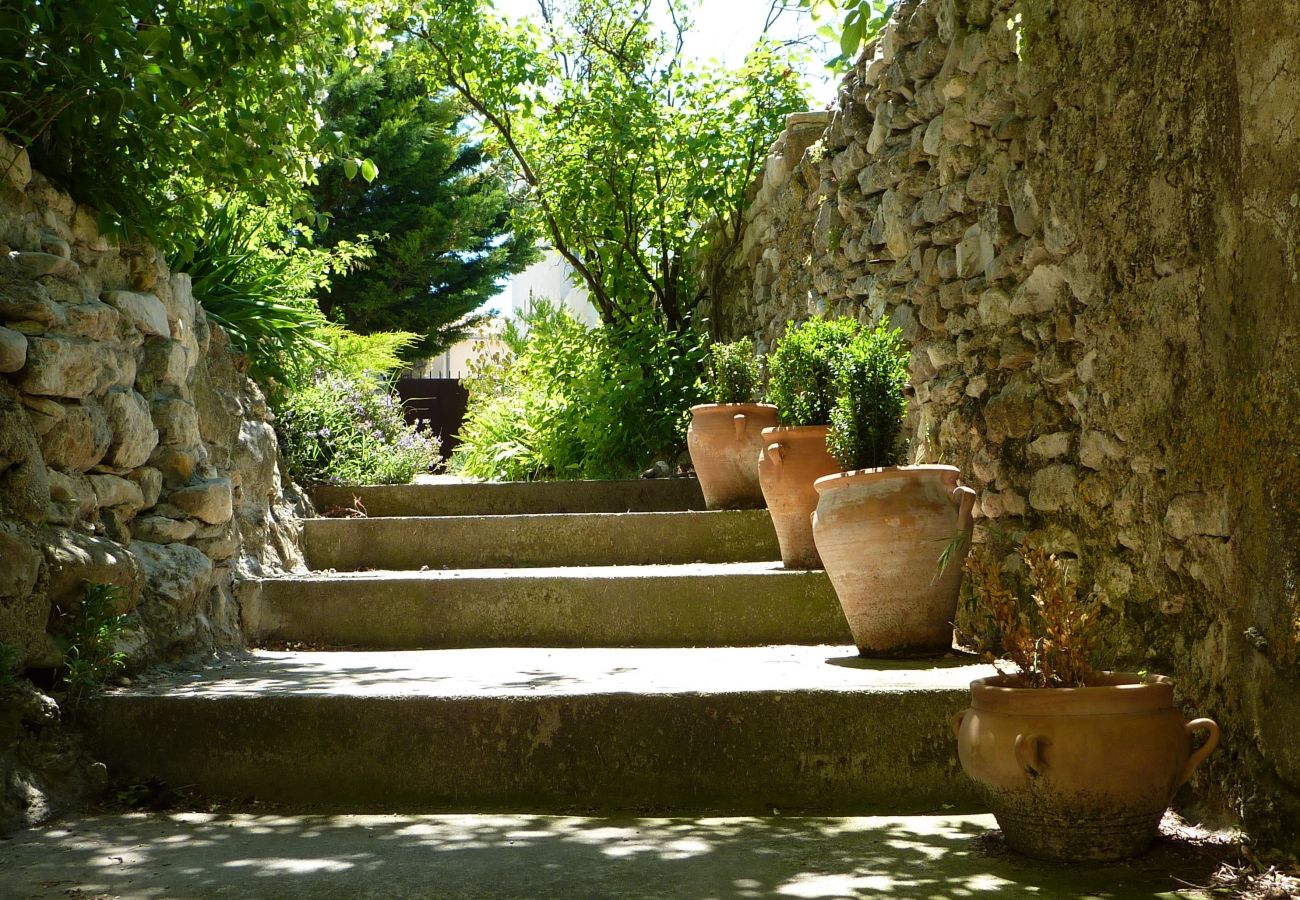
318, 427, 331, 438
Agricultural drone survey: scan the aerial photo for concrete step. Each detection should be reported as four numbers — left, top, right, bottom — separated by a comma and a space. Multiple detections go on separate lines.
312, 478, 705, 518
246, 562, 849, 649
302, 510, 778, 570
2, 811, 1218, 899
88, 646, 992, 814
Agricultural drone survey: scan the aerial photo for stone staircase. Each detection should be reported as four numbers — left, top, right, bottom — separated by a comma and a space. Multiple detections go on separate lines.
86, 478, 990, 814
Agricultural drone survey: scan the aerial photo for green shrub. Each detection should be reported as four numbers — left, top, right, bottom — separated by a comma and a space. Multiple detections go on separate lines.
706, 340, 762, 404
451, 302, 707, 481
768, 317, 862, 426
53, 583, 131, 705
827, 325, 910, 470
280, 373, 441, 485
167, 204, 372, 401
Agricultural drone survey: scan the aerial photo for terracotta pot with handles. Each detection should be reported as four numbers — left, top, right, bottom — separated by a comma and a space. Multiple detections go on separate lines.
812, 465, 976, 656
953, 673, 1220, 862
756, 425, 839, 569
686, 403, 778, 510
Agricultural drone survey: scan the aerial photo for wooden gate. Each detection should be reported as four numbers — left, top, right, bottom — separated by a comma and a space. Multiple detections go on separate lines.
395, 377, 470, 456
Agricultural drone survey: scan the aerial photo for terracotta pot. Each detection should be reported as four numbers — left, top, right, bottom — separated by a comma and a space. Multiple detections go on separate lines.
757, 425, 840, 569
687, 404, 779, 510
953, 673, 1220, 862
812, 465, 976, 656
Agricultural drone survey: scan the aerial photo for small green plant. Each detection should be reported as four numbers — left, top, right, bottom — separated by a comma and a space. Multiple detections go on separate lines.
280, 373, 441, 485
53, 583, 131, 705
706, 340, 762, 404
826, 324, 909, 470
0, 641, 20, 690
768, 316, 862, 426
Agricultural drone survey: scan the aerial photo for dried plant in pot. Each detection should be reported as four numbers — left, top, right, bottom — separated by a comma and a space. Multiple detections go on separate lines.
811, 324, 976, 656
687, 339, 776, 509
951, 546, 1221, 862
760, 317, 860, 568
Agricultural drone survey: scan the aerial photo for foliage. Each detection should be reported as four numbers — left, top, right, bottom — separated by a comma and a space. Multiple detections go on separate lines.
280, 372, 441, 485
798, 0, 896, 70
408, 0, 807, 332
167, 204, 371, 397
0, 641, 19, 690
0, 0, 394, 250
312, 48, 538, 358
768, 317, 861, 426
452, 301, 707, 481
706, 340, 762, 404
963, 545, 1100, 689
52, 583, 130, 706
826, 324, 908, 469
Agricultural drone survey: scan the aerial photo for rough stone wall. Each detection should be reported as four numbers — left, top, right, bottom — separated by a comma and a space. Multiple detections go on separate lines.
701, 0, 1300, 842
0, 136, 306, 672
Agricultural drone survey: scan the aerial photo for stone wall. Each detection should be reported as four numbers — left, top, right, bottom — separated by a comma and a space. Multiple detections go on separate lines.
700, 0, 1300, 842
0, 139, 306, 662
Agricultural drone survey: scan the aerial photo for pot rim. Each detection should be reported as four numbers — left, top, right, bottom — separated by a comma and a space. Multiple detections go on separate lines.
969, 671, 1175, 715
690, 402, 778, 414
759, 424, 830, 437
813, 464, 960, 492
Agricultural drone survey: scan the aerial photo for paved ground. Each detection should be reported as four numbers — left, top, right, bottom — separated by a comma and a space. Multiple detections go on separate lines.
110, 645, 991, 698
1, 812, 1224, 899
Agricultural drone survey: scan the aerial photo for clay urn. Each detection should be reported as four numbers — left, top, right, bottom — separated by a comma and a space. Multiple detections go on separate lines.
757, 425, 840, 568
953, 673, 1220, 862
812, 465, 976, 656
687, 403, 778, 509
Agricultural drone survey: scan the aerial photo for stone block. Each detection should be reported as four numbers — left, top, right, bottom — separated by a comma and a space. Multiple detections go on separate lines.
39, 399, 111, 472
1164, 493, 1231, 540
16, 335, 101, 398
89, 473, 145, 512
0, 134, 32, 190
148, 446, 200, 488
1079, 430, 1125, 470
7, 250, 79, 281
44, 528, 142, 616
103, 390, 158, 469
983, 380, 1036, 442
167, 477, 233, 526
102, 290, 170, 338
132, 515, 199, 544
0, 325, 27, 373
1028, 432, 1072, 459
1029, 464, 1079, 512
1003, 170, 1041, 236
131, 540, 213, 624
0, 528, 46, 666
63, 301, 122, 342
0, 280, 64, 328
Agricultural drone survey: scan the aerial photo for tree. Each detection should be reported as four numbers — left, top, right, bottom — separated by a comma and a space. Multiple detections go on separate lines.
406, 0, 808, 332
311, 53, 538, 357
0, 0, 398, 251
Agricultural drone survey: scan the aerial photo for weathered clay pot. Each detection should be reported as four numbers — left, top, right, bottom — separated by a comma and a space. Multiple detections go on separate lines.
757, 425, 840, 569
953, 673, 1220, 862
812, 465, 976, 656
687, 403, 778, 510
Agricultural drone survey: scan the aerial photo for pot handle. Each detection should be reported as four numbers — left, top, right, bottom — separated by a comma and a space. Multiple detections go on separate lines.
765, 442, 784, 467
1176, 718, 1220, 790
950, 709, 966, 739
733, 414, 748, 438
1014, 733, 1045, 778
952, 485, 977, 532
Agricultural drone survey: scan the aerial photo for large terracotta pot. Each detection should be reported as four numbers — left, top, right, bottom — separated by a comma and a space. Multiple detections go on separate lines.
757, 425, 840, 569
687, 403, 778, 510
812, 465, 976, 656
953, 673, 1220, 862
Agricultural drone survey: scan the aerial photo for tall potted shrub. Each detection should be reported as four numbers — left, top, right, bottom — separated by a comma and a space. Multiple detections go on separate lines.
811, 324, 976, 655
760, 317, 860, 568
686, 339, 776, 509
951, 546, 1220, 862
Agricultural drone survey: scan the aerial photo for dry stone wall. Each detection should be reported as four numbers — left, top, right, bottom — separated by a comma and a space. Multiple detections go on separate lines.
0, 136, 306, 675
701, 0, 1300, 842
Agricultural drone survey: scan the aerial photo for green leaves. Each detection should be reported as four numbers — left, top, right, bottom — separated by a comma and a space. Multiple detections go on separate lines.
826, 324, 909, 470
768, 317, 863, 427
707, 339, 762, 404
409, 0, 807, 332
